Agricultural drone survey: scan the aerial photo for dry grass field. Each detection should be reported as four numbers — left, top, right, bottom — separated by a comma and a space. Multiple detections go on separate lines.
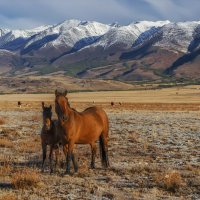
0, 86, 200, 199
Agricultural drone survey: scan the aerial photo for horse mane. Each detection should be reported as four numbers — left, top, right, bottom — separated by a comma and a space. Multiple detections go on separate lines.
63, 96, 81, 114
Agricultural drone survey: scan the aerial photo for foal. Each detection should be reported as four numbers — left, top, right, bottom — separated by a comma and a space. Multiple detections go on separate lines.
55, 90, 110, 174
41, 102, 61, 173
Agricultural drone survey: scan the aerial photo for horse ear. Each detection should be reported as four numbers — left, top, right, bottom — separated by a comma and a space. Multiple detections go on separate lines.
42, 102, 45, 109
64, 90, 68, 96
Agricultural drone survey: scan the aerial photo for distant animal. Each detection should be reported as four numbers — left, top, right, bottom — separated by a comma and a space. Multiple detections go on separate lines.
18, 101, 21, 107
41, 102, 63, 173
55, 89, 110, 174
119, 102, 122, 105
111, 102, 114, 106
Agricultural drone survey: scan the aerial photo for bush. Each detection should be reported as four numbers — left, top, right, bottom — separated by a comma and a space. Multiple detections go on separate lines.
155, 170, 184, 192
0, 193, 17, 200
0, 118, 5, 125
11, 169, 40, 189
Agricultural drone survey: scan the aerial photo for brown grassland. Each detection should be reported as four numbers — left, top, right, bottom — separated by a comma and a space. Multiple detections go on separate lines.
0, 85, 200, 199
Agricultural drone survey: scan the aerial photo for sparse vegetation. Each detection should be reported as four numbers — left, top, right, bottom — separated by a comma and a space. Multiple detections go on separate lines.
155, 170, 184, 192
0, 138, 13, 148
0, 193, 17, 200
0, 92, 199, 199
130, 162, 161, 175
0, 118, 5, 125
11, 169, 40, 189
17, 140, 40, 153
0, 162, 12, 176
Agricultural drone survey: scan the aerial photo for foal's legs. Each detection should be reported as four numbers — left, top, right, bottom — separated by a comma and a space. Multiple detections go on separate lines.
90, 143, 97, 169
49, 145, 54, 173
41, 143, 47, 172
54, 146, 60, 172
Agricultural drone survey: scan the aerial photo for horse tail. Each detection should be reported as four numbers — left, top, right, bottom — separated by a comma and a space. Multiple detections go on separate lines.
99, 133, 110, 168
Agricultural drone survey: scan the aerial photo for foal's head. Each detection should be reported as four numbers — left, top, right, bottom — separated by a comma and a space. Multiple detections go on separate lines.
55, 90, 70, 123
42, 102, 53, 131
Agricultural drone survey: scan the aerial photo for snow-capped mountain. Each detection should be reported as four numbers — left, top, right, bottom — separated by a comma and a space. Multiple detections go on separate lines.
0, 25, 50, 50
0, 28, 10, 37
0, 19, 200, 81
87, 20, 170, 50
0, 19, 198, 53
155, 21, 200, 53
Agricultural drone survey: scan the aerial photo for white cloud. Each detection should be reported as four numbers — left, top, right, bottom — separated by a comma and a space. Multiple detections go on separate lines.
0, 0, 199, 29
143, 0, 200, 21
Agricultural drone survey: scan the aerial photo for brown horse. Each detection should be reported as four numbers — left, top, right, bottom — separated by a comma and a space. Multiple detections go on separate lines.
55, 90, 110, 174
41, 102, 62, 173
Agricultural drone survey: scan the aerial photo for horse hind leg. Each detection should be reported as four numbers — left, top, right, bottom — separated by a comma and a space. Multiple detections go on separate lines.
99, 133, 110, 168
90, 143, 97, 169
72, 151, 78, 173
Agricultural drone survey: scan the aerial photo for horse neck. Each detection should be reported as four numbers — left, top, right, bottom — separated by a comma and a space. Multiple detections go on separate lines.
58, 108, 76, 127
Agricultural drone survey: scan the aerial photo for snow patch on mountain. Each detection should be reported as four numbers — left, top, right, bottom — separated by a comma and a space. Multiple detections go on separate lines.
0, 28, 10, 37
47, 20, 110, 48
155, 21, 200, 53
90, 20, 170, 50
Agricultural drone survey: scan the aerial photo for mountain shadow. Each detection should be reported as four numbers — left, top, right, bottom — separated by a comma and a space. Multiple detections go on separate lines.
0, 37, 28, 51
50, 36, 100, 63
120, 28, 163, 60
20, 34, 59, 55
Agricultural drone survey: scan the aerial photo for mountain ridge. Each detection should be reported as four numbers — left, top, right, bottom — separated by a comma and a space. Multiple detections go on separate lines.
0, 19, 200, 82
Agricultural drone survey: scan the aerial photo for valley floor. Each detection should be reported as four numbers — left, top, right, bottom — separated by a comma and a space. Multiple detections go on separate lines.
0, 99, 200, 199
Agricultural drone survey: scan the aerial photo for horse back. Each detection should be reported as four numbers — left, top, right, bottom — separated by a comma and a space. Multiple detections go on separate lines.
79, 106, 109, 135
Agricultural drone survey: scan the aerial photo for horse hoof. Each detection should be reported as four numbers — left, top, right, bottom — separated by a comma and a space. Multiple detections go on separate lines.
65, 170, 71, 175
74, 166, 78, 173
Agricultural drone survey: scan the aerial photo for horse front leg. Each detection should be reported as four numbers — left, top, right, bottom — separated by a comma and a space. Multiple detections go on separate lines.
66, 142, 74, 174
41, 143, 47, 172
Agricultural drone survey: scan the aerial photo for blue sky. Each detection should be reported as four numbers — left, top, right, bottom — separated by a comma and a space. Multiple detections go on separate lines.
0, 0, 199, 29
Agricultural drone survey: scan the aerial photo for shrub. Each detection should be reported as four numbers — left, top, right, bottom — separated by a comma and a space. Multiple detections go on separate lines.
155, 170, 184, 192
0, 118, 5, 125
11, 169, 40, 189
0, 162, 12, 176
0, 193, 17, 200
